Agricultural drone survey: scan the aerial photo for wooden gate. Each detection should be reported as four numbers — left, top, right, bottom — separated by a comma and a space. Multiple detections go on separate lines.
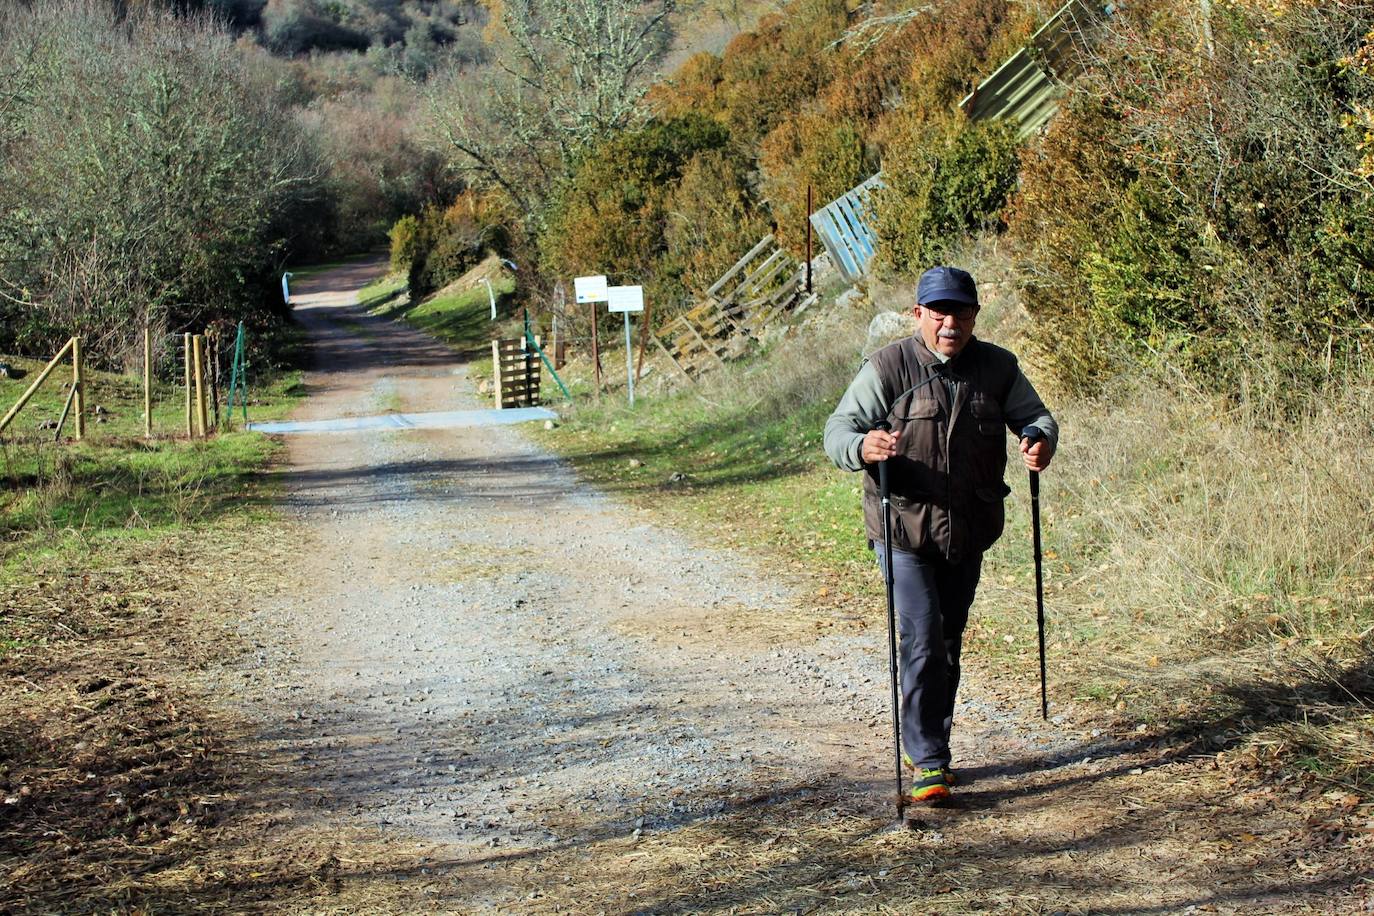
491, 337, 540, 408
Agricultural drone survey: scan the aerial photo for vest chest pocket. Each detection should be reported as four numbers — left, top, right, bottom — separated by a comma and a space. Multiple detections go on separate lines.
898, 398, 941, 422
969, 395, 1004, 436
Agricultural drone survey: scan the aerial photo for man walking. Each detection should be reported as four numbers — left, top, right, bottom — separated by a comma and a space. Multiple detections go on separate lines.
823, 266, 1058, 805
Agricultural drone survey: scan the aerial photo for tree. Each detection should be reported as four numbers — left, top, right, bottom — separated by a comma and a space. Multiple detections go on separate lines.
423, 0, 675, 222
0, 0, 326, 367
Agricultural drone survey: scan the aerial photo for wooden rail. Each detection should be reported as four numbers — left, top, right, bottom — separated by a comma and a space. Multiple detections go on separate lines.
0, 337, 80, 437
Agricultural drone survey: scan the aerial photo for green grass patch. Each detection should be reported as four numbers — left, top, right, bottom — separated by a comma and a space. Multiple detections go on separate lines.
358, 271, 407, 311
376, 276, 514, 356
0, 357, 303, 593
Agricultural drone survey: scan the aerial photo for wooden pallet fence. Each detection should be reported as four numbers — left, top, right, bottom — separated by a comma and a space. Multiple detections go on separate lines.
492, 336, 541, 408
649, 234, 821, 383
708, 234, 815, 339
650, 301, 742, 382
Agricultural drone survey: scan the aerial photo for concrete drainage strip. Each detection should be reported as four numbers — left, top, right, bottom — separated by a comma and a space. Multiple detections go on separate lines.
248, 407, 557, 435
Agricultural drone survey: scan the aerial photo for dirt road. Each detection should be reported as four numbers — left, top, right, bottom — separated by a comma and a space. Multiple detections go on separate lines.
225, 261, 1367, 913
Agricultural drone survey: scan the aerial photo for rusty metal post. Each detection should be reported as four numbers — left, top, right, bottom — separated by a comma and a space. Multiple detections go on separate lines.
806, 184, 814, 295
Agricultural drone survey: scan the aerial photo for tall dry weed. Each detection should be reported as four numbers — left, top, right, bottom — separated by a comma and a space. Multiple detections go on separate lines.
1037, 359, 1374, 733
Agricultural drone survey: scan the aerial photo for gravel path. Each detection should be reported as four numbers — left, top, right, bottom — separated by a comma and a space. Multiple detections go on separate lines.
226, 259, 1095, 909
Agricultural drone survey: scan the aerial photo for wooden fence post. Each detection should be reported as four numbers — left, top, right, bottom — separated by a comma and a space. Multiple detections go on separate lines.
183, 332, 193, 438
192, 334, 207, 438
71, 336, 85, 441
144, 325, 152, 439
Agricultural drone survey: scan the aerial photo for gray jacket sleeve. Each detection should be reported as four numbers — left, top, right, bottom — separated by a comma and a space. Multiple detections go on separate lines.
1003, 368, 1059, 450
823, 361, 886, 472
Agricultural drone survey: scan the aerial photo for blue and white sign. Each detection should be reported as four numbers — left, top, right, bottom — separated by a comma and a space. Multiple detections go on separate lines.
574, 275, 608, 304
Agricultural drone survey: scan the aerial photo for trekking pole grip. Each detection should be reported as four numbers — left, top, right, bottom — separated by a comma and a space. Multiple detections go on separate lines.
874, 420, 891, 494
1021, 426, 1044, 494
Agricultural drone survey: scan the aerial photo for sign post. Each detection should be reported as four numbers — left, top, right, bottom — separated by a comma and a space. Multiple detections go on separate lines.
606, 285, 644, 407
575, 275, 609, 395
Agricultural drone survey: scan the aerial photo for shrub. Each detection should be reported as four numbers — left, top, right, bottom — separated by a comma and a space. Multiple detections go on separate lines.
537, 114, 733, 310
872, 116, 1020, 276
402, 190, 511, 300
1007, 0, 1374, 395
389, 214, 420, 273
714, 0, 849, 146
0, 0, 327, 368
759, 113, 871, 256
260, 0, 370, 56
663, 148, 771, 299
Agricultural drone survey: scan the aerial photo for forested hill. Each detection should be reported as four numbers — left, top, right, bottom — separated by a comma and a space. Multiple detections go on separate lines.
0, 0, 767, 369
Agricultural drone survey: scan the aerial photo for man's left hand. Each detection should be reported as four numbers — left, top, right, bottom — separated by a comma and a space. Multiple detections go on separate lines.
1019, 435, 1054, 472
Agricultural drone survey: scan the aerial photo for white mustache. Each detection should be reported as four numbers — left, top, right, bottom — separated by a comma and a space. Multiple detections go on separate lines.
938, 329, 962, 339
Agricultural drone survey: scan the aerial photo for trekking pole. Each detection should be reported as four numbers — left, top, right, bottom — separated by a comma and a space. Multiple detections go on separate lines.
1022, 426, 1049, 721
874, 420, 905, 818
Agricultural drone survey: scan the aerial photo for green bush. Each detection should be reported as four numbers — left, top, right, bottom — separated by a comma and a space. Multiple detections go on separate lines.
537, 114, 733, 311
663, 148, 772, 299
389, 215, 420, 273
759, 114, 871, 256
398, 191, 510, 300
1007, 0, 1374, 395
872, 117, 1020, 276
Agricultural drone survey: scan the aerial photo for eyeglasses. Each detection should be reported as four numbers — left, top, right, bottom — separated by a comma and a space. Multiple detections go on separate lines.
922, 302, 977, 321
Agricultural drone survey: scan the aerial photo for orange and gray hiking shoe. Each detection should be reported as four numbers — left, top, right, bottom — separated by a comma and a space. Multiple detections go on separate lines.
907, 767, 951, 804
903, 753, 956, 786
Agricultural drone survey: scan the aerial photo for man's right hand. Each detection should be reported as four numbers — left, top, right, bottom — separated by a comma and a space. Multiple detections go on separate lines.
861, 428, 899, 463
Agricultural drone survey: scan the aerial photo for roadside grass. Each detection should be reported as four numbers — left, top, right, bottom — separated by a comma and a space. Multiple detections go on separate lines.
357, 270, 406, 311
537, 274, 1374, 793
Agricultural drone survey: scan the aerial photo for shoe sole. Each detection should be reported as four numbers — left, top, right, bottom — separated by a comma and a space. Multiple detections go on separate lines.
907, 784, 951, 804
902, 756, 956, 786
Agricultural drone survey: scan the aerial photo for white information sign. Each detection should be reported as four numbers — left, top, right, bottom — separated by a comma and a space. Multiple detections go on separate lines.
606, 285, 644, 313
574, 275, 608, 304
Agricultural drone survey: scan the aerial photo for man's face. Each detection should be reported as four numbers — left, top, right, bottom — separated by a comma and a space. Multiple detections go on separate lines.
915, 300, 977, 357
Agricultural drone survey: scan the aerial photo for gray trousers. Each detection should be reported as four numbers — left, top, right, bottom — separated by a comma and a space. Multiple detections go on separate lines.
874, 544, 982, 770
